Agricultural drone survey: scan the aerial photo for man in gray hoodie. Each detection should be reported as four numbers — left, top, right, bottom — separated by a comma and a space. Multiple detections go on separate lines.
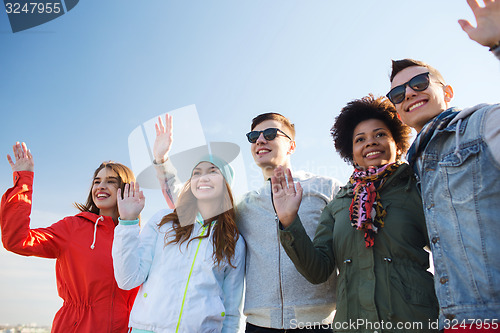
238, 112, 341, 332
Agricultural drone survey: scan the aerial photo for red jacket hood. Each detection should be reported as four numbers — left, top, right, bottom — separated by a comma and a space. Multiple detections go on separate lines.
76, 211, 117, 225
75, 212, 117, 250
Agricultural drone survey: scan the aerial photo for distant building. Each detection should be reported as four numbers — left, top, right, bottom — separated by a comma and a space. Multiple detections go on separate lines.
0, 324, 51, 333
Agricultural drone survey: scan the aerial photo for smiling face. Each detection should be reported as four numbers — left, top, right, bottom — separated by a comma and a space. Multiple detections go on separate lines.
190, 162, 225, 201
352, 119, 399, 169
92, 167, 120, 217
390, 66, 453, 132
250, 119, 295, 176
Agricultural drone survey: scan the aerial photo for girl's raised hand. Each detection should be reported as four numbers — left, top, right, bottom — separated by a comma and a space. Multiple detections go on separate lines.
153, 114, 173, 164
7, 142, 34, 172
117, 182, 145, 221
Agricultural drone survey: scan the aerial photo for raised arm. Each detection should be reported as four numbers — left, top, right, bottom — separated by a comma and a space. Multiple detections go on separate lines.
1, 142, 68, 257
112, 208, 166, 290
458, 0, 500, 165
153, 114, 173, 164
458, 0, 500, 49
153, 114, 182, 209
279, 205, 336, 285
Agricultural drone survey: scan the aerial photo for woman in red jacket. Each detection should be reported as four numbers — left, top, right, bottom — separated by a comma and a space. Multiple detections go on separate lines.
0, 142, 138, 332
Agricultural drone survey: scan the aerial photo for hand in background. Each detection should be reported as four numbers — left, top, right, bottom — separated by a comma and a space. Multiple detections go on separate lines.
7, 142, 34, 172
271, 166, 302, 227
117, 182, 145, 221
459, 0, 500, 48
153, 114, 173, 164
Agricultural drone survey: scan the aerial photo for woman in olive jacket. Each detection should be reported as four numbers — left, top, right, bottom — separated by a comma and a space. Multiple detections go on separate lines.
271, 95, 438, 332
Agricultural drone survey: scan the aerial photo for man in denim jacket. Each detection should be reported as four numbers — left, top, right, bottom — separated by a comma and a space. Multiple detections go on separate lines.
386, 1, 500, 330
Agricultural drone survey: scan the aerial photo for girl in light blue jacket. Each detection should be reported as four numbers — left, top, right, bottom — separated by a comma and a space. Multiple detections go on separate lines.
112, 124, 245, 333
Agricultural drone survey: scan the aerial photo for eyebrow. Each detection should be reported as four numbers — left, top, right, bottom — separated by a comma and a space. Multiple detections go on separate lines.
193, 165, 217, 170
193, 166, 218, 172
94, 176, 120, 181
354, 127, 386, 137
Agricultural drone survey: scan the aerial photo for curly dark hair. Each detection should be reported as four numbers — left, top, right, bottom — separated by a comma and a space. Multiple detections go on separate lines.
331, 95, 412, 164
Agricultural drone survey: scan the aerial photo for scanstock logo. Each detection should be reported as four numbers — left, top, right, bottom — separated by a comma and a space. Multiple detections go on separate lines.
4, 0, 79, 32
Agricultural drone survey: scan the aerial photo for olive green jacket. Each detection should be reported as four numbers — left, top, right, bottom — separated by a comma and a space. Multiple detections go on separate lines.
280, 163, 438, 332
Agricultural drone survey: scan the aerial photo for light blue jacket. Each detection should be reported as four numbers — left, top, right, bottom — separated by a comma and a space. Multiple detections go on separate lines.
112, 209, 246, 333
155, 159, 341, 329
416, 103, 500, 328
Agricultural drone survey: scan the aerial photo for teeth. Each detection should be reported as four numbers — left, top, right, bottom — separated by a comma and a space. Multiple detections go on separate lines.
366, 151, 381, 157
258, 149, 270, 154
97, 194, 109, 198
198, 186, 212, 189
409, 101, 424, 112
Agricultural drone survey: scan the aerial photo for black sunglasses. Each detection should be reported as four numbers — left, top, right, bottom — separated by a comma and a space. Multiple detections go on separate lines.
386, 72, 430, 104
246, 128, 292, 143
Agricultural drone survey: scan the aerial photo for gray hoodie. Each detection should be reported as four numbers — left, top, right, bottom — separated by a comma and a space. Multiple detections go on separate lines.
236, 170, 341, 329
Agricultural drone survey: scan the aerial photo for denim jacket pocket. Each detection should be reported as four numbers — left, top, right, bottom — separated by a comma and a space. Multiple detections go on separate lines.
438, 141, 482, 203
438, 141, 481, 168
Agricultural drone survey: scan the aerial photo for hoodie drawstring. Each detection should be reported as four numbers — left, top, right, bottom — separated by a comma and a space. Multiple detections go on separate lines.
454, 119, 463, 160
343, 259, 352, 317
384, 257, 394, 321
90, 216, 103, 249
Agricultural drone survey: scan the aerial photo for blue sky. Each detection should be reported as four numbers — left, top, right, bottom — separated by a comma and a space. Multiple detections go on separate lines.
0, 0, 499, 326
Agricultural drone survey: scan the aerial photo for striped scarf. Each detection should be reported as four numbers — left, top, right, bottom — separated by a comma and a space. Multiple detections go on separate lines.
349, 161, 403, 247
406, 108, 459, 176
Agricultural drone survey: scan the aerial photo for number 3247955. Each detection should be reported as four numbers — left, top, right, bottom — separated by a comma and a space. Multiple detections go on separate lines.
5, 2, 62, 14
443, 318, 498, 330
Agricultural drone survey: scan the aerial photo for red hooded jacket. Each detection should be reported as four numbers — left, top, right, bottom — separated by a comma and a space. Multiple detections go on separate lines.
0, 171, 138, 332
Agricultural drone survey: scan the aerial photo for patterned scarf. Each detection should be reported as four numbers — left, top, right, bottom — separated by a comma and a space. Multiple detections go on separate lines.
349, 161, 403, 247
406, 108, 459, 176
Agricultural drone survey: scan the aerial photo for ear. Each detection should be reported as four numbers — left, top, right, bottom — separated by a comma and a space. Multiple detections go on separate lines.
443, 85, 454, 103
396, 147, 403, 160
288, 140, 296, 155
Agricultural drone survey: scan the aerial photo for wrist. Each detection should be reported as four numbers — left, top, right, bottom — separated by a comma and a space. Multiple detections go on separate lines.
153, 156, 168, 164
118, 217, 140, 225
489, 40, 500, 52
279, 214, 297, 227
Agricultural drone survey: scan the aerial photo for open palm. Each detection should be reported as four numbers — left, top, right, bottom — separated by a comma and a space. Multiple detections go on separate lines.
153, 114, 173, 164
7, 142, 34, 172
117, 182, 145, 221
271, 166, 303, 227
459, 0, 500, 47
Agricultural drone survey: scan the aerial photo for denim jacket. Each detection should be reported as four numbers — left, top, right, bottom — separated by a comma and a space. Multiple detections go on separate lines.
416, 104, 500, 328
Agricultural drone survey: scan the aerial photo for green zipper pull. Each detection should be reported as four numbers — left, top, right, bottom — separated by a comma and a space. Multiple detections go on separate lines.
175, 224, 209, 332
